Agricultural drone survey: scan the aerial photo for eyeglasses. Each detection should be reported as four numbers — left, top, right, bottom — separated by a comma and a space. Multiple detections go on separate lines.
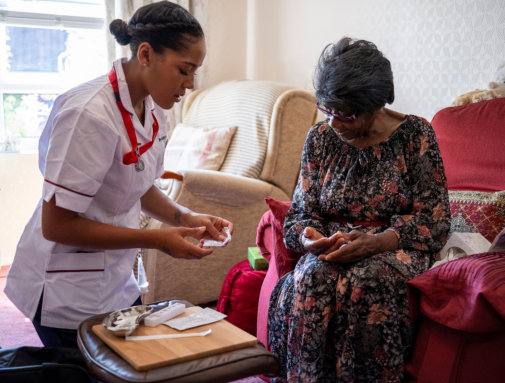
316, 102, 356, 123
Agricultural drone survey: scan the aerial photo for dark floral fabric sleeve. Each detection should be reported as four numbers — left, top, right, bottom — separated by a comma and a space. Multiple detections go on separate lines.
389, 118, 451, 252
283, 123, 327, 253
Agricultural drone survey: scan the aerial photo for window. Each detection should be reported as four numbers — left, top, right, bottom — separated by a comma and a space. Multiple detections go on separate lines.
0, 0, 107, 153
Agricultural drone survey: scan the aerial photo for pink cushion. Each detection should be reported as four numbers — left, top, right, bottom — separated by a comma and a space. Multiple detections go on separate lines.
216, 259, 266, 336
255, 197, 303, 348
256, 250, 280, 350
257, 197, 302, 278
432, 98, 505, 192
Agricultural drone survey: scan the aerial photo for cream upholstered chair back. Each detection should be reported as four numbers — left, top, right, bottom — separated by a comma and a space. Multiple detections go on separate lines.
181, 79, 317, 197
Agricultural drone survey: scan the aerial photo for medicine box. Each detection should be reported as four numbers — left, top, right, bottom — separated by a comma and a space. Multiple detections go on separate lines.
247, 247, 268, 270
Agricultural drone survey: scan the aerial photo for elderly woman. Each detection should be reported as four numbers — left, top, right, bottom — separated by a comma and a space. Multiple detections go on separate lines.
268, 38, 451, 382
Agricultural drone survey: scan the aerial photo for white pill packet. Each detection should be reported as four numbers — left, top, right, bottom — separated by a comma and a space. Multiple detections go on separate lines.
202, 226, 231, 247
164, 307, 227, 331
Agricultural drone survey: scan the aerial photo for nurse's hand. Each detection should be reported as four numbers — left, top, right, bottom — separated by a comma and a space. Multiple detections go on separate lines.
157, 226, 214, 259
182, 212, 234, 243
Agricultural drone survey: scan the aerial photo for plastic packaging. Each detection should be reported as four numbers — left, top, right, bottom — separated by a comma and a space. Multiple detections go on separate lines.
136, 251, 149, 294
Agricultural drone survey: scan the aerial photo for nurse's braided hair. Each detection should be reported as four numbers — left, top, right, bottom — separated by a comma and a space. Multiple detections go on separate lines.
109, 1, 203, 56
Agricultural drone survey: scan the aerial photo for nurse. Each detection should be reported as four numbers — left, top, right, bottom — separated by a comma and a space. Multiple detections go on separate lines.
4, 1, 232, 348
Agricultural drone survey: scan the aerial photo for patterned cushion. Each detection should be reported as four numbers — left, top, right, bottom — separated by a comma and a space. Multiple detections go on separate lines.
449, 190, 505, 242
163, 124, 237, 172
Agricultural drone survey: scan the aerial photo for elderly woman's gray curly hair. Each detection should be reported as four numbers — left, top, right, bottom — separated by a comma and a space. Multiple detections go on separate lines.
314, 37, 395, 117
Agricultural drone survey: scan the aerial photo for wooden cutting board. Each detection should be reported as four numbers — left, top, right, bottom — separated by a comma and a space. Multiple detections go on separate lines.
92, 306, 258, 371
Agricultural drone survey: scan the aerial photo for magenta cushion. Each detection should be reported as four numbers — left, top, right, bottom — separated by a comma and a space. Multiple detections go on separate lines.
216, 260, 266, 336
406, 251, 505, 382
255, 198, 303, 349
256, 253, 280, 350
257, 197, 302, 278
408, 252, 505, 333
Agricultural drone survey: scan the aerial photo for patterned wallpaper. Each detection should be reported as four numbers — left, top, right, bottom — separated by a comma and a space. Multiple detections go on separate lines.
315, 0, 505, 120
248, 0, 505, 121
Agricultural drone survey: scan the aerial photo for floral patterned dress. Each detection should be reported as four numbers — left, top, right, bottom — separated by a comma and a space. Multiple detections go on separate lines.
268, 115, 451, 383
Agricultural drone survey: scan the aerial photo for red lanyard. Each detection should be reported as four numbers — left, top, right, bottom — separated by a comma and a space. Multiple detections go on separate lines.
108, 66, 159, 169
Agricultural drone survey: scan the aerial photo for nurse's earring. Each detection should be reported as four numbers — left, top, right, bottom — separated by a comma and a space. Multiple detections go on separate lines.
137, 41, 152, 68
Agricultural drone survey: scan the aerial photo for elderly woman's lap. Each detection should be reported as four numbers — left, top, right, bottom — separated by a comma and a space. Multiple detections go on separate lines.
269, 251, 432, 383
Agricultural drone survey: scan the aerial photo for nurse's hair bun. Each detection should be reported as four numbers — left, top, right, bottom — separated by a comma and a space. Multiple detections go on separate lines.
110, 1, 203, 57
109, 19, 131, 46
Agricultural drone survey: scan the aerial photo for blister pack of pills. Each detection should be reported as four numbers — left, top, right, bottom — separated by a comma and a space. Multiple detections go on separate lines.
202, 227, 232, 247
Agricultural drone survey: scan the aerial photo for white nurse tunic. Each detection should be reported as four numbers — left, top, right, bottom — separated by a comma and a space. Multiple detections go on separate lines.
4, 58, 169, 329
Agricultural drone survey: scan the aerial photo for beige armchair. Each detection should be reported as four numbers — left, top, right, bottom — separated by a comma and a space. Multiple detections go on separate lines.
141, 80, 317, 305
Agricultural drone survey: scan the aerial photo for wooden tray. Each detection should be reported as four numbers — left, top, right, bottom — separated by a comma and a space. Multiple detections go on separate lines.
92, 306, 258, 371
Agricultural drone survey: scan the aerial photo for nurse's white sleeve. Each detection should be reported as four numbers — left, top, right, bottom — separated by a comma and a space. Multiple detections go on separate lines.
152, 108, 170, 180
42, 107, 120, 213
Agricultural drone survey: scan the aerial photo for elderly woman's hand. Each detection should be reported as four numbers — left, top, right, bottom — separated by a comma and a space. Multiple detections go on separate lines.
318, 229, 399, 263
301, 227, 347, 255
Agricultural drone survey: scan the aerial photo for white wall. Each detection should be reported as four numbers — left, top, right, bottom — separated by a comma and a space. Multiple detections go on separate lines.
0, 154, 42, 266
193, 0, 248, 88
245, 0, 505, 121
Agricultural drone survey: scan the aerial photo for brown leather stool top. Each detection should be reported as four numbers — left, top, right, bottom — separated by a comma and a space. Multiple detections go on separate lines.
77, 300, 280, 383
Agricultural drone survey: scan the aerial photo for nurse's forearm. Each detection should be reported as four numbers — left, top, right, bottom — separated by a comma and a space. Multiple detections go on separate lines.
42, 196, 168, 250
140, 185, 193, 226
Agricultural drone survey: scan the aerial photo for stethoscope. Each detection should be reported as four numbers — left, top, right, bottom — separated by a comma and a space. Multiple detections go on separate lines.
108, 65, 159, 172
